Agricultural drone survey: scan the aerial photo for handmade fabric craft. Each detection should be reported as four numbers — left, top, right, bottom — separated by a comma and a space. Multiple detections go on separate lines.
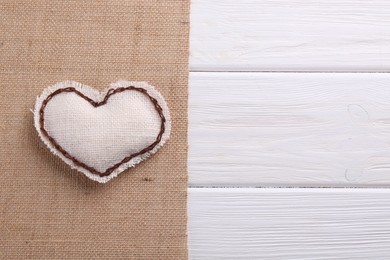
33, 80, 171, 183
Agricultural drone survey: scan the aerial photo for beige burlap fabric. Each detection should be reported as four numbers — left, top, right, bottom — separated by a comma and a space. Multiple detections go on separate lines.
0, 1, 189, 259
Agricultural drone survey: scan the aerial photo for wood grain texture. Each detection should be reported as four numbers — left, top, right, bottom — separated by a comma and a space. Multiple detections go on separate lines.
190, 0, 390, 71
189, 72, 390, 187
188, 188, 390, 260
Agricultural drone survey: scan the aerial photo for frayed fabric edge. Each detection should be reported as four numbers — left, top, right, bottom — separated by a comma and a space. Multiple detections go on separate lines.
33, 80, 171, 183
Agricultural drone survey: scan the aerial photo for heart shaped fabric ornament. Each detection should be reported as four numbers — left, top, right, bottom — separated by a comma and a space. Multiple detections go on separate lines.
33, 80, 171, 183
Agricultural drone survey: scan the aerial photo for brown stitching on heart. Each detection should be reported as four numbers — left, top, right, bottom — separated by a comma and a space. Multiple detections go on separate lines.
39, 86, 166, 177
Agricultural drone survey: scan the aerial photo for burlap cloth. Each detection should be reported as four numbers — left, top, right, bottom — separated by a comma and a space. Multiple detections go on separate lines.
0, 1, 189, 259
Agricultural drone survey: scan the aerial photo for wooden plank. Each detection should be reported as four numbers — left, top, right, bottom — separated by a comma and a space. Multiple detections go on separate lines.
190, 0, 390, 71
189, 72, 390, 187
188, 188, 390, 259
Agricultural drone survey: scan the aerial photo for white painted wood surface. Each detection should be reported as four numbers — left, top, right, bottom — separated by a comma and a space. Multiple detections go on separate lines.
189, 72, 390, 187
188, 1, 390, 259
188, 188, 390, 259
190, 0, 390, 71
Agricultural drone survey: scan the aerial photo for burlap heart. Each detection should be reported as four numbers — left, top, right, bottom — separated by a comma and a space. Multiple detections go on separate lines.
33, 80, 171, 183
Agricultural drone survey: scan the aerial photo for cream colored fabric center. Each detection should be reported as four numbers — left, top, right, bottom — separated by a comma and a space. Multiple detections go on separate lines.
33, 81, 171, 183
44, 90, 161, 173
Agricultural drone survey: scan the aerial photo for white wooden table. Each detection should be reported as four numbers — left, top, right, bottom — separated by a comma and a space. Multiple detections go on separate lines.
188, 1, 390, 259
